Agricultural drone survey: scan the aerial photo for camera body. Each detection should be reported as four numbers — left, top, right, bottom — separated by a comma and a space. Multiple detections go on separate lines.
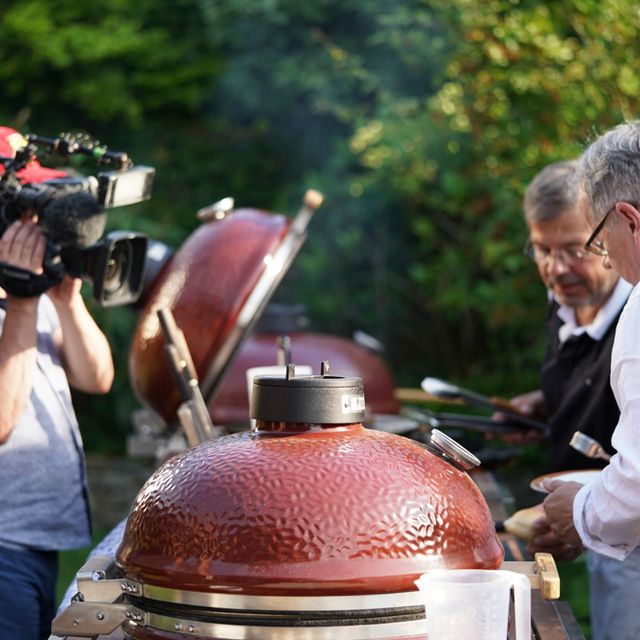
0, 131, 154, 306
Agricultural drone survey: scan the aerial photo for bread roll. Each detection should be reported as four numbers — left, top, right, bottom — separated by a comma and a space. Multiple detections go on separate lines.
502, 504, 545, 542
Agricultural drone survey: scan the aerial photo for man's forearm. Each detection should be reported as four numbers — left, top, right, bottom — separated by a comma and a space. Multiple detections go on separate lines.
0, 297, 39, 443
51, 294, 114, 394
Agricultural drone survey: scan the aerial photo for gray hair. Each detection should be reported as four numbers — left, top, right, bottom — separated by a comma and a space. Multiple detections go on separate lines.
524, 159, 577, 223
576, 120, 640, 225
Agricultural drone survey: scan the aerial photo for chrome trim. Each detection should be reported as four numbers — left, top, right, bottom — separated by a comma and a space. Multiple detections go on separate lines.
145, 612, 427, 639
197, 197, 235, 222
140, 584, 424, 611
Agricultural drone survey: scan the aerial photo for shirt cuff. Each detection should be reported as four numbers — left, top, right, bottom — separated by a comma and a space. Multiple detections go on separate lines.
573, 483, 631, 561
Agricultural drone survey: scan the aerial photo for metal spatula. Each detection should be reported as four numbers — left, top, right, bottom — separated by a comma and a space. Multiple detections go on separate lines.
421, 376, 548, 433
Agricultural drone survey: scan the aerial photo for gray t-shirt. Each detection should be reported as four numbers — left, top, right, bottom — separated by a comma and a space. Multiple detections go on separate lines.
0, 295, 91, 551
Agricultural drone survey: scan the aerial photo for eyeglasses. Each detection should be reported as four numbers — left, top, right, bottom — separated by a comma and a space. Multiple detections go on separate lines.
583, 201, 639, 257
523, 239, 590, 265
583, 205, 616, 257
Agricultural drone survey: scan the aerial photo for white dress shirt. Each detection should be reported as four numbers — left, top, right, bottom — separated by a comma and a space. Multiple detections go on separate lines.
573, 281, 640, 560
555, 278, 633, 344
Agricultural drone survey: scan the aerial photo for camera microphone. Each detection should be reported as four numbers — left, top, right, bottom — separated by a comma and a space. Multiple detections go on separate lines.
41, 191, 106, 248
15, 186, 107, 249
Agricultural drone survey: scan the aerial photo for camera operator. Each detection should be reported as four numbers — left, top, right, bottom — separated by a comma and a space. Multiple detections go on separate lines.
0, 205, 114, 640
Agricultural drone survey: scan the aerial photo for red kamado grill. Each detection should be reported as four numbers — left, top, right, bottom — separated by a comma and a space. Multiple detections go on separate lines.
128, 191, 400, 434
53, 366, 503, 639
51, 192, 519, 640
209, 303, 401, 426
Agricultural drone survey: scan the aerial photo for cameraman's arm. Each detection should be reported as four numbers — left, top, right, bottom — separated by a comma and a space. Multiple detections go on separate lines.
48, 276, 114, 394
0, 221, 45, 443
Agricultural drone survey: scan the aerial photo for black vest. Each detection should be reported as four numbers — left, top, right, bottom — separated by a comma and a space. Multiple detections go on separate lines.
540, 301, 621, 472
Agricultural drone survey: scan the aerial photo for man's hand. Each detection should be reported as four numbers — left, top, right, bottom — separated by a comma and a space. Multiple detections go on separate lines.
0, 219, 45, 442
542, 479, 584, 548
504, 499, 584, 561
527, 513, 584, 561
0, 219, 46, 275
489, 389, 547, 443
509, 389, 548, 418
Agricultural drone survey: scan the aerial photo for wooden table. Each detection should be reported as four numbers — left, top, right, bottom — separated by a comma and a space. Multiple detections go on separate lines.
472, 469, 586, 640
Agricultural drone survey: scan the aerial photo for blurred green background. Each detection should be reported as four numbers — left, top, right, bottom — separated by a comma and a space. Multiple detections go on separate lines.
3, 0, 638, 636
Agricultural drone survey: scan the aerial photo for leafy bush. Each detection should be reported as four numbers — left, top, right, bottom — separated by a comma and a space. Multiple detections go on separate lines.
0, 0, 638, 452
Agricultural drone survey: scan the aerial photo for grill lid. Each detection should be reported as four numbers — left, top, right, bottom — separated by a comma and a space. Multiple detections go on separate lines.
129, 191, 323, 426
115, 371, 503, 596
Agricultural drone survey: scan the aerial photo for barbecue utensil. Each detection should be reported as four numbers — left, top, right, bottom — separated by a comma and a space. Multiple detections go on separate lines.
400, 406, 537, 435
421, 377, 549, 433
570, 431, 611, 462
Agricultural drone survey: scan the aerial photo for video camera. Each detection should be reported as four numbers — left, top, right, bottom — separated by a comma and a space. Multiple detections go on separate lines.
0, 131, 154, 306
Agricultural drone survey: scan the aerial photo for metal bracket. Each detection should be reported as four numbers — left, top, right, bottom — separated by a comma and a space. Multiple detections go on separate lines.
72, 555, 142, 603
52, 601, 145, 637
52, 555, 146, 637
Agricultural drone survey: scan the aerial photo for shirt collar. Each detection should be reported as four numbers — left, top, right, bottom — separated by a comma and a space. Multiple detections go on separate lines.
556, 278, 633, 343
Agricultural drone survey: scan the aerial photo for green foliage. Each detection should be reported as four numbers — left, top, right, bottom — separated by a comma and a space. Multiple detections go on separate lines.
1, 0, 640, 449
0, 0, 219, 128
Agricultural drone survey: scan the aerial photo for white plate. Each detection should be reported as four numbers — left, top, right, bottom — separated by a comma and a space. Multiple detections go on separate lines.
530, 469, 601, 494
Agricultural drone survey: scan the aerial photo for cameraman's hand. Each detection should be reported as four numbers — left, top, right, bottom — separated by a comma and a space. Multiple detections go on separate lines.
0, 219, 46, 275
48, 274, 83, 308
0, 220, 46, 441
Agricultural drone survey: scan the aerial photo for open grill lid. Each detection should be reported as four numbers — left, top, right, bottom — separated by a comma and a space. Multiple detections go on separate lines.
129, 191, 322, 427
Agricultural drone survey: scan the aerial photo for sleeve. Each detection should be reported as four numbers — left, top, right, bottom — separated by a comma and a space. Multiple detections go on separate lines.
572, 292, 640, 559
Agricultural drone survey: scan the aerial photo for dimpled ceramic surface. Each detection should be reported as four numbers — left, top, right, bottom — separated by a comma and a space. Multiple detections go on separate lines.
117, 425, 503, 595
128, 208, 290, 425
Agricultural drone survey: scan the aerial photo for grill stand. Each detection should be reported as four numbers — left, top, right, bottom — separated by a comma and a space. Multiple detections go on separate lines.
51, 553, 561, 640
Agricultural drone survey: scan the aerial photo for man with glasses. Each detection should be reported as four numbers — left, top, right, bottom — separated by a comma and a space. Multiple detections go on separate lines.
542, 123, 640, 640
511, 159, 635, 640
516, 160, 630, 472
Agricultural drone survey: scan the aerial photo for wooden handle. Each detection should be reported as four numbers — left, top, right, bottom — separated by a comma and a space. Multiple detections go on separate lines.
394, 387, 463, 405
534, 552, 560, 600
303, 188, 324, 209
490, 395, 523, 415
